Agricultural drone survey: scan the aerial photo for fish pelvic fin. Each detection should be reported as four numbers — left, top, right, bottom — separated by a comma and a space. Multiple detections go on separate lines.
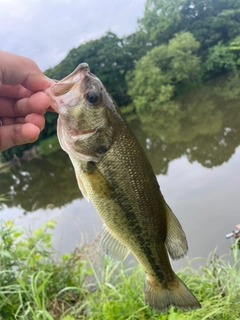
165, 204, 188, 260
145, 274, 201, 312
100, 225, 130, 262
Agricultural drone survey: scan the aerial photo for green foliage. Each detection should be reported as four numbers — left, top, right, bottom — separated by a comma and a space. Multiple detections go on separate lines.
2, 143, 34, 161
140, 0, 187, 45
140, 0, 240, 53
130, 71, 240, 175
1, 72, 240, 207
0, 220, 240, 319
45, 32, 133, 108
0, 193, 8, 203
0, 220, 87, 319
0, 149, 81, 211
229, 35, 240, 52
229, 35, 240, 66
127, 32, 200, 113
0, 152, 5, 162
165, 32, 201, 83
4, 0, 240, 160
204, 42, 236, 76
41, 112, 58, 138
37, 135, 61, 156
123, 30, 150, 63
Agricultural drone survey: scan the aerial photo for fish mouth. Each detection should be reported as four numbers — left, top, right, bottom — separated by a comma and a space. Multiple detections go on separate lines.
47, 106, 56, 112
45, 63, 90, 114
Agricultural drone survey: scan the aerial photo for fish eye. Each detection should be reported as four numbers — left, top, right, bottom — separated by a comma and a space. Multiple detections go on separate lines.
86, 91, 99, 104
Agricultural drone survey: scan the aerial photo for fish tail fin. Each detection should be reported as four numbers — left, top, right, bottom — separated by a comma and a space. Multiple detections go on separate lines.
145, 274, 201, 312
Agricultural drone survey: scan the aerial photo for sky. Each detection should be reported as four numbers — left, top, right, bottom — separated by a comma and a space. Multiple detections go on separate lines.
0, 0, 146, 71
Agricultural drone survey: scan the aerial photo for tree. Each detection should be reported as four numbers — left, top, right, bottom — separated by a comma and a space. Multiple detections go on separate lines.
204, 42, 236, 76
136, 71, 240, 172
0, 150, 81, 211
139, 0, 187, 45
123, 30, 151, 63
127, 32, 200, 114
45, 32, 134, 108
229, 35, 240, 66
139, 0, 240, 54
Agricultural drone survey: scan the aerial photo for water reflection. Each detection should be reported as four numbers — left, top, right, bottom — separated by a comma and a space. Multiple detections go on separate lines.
137, 72, 240, 174
0, 150, 81, 211
0, 72, 240, 212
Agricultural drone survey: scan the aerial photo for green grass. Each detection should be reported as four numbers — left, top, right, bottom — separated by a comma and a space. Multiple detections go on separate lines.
0, 220, 239, 319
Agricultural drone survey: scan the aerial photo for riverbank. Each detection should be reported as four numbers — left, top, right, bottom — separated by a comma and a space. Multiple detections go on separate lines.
0, 135, 60, 173
0, 220, 239, 320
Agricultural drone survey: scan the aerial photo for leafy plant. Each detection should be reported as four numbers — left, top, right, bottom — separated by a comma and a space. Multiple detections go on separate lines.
0, 220, 87, 319
0, 220, 239, 319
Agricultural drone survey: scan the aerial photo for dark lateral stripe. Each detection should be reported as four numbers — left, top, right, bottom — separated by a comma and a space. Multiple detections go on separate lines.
112, 186, 165, 283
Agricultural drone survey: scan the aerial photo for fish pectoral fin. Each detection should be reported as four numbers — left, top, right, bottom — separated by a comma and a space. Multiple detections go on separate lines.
100, 226, 130, 262
75, 173, 90, 202
165, 204, 188, 260
69, 156, 90, 202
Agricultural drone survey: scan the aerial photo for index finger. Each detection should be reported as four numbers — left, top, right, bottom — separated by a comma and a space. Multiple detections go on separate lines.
0, 51, 54, 92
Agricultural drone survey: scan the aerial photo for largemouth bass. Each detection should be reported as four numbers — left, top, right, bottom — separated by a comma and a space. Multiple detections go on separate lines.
45, 63, 201, 312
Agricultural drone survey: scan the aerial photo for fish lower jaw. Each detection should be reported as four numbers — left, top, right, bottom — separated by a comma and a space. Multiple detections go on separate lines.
44, 88, 60, 113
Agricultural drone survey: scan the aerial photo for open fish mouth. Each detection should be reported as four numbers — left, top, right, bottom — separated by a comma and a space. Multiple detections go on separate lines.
47, 106, 56, 112
44, 62, 202, 312
45, 63, 90, 114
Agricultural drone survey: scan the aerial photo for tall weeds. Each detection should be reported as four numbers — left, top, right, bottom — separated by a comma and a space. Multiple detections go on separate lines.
0, 219, 239, 319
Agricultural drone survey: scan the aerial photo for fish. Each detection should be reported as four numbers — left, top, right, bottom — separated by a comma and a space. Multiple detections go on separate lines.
45, 63, 201, 312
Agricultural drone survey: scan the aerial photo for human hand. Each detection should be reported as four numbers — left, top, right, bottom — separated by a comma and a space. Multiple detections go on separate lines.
0, 51, 55, 152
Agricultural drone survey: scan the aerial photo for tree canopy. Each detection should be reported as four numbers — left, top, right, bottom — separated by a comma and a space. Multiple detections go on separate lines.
127, 32, 201, 114
2, 0, 240, 161
45, 32, 133, 108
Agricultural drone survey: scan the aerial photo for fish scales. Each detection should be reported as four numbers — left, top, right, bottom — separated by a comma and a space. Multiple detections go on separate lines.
45, 63, 201, 313
80, 127, 170, 282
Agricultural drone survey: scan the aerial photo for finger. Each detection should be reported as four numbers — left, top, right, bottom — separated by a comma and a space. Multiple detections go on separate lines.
0, 116, 26, 125
25, 113, 45, 131
0, 123, 40, 152
0, 113, 45, 130
0, 91, 50, 117
0, 84, 31, 99
28, 91, 50, 115
0, 51, 54, 91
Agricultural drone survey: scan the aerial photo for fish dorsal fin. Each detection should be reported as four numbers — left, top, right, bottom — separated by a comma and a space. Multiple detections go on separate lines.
165, 204, 188, 260
100, 226, 130, 262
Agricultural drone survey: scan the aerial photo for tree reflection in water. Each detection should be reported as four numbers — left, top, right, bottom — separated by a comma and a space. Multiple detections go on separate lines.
1, 72, 240, 211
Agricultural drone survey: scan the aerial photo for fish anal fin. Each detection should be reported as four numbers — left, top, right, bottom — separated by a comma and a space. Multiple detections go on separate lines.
100, 226, 129, 262
165, 204, 188, 260
145, 274, 201, 312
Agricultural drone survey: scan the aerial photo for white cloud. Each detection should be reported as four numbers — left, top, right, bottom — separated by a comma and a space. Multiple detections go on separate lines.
0, 0, 145, 70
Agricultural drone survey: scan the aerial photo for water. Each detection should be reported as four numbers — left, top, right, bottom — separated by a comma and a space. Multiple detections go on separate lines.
1, 73, 240, 269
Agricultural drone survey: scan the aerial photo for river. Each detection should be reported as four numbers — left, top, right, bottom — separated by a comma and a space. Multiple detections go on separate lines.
0, 73, 240, 269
